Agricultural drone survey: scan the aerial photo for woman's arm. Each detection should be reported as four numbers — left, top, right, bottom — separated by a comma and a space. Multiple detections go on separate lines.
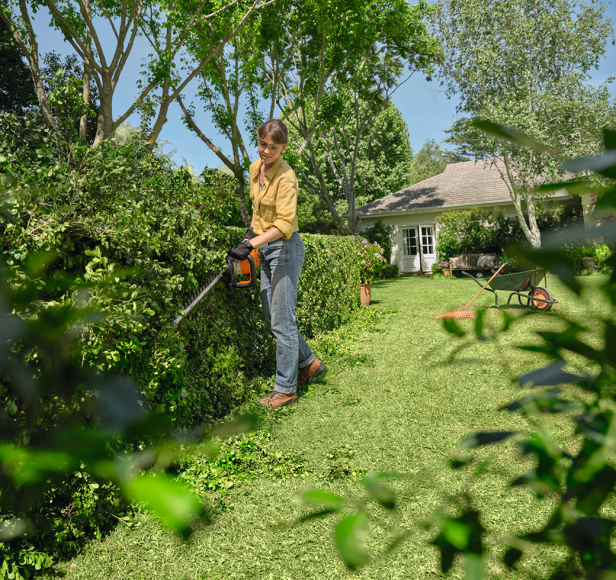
251, 226, 283, 248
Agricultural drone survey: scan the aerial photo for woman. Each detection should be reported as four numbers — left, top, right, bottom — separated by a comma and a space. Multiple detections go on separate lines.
228, 119, 326, 409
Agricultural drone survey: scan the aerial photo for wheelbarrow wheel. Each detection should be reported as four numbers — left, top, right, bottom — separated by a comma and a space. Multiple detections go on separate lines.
529, 287, 553, 311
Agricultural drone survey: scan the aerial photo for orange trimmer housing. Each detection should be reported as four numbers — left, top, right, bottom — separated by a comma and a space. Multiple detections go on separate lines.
226, 248, 260, 288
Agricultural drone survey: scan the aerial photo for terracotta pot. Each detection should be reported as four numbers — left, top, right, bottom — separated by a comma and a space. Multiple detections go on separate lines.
442, 268, 451, 277
360, 283, 372, 307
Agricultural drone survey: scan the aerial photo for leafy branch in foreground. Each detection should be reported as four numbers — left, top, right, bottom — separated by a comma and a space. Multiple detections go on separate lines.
435, 127, 616, 579
295, 472, 403, 570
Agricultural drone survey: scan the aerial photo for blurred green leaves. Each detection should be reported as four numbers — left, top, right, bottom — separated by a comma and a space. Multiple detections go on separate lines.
434, 123, 616, 578
296, 472, 401, 569
431, 509, 486, 579
335, 512, 369, 570
0, 255, 261, 579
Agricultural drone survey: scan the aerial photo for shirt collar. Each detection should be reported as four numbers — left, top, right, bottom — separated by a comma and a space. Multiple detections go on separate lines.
263, 156, 282, 181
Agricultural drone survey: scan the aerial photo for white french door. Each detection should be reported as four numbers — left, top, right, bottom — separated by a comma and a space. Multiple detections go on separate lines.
401, 227, 420, 272
399, 225, 435, 272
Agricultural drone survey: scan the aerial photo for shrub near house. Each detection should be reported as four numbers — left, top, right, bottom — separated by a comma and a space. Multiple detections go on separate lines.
435, 205, 592, 271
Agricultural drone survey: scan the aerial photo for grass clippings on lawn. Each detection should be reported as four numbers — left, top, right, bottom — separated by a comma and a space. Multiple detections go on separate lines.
46, 275, 611, 580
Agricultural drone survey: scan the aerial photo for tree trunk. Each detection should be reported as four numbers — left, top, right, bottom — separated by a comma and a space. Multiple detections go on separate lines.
303, 142, 346, 228
146, 76, 172, 145
524, 192, 542, 249
32, 66, 56, 130
93, 71, 113, 147
348, 197, 359, 233
502, 152, 542, 249
79, 0, 91, 141
236, 176, 251, 227
146, 100, 171, 145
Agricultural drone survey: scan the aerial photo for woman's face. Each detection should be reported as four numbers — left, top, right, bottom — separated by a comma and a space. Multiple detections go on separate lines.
258, 133, 288, 166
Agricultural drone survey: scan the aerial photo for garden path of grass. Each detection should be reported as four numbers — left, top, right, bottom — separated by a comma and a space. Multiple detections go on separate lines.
51, 275, 611, 580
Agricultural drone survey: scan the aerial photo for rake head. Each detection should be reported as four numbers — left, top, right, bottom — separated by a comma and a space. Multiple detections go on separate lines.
436, 305, 476, 321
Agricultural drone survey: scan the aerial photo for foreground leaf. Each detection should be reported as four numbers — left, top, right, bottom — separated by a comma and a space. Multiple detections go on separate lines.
518, 361, 589, 388
335, 512, 369, 569
122, 474, 204, 538
460, 431, 516, 450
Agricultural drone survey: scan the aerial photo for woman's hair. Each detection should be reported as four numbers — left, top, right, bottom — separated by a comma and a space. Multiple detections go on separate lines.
257, 119, 288, 144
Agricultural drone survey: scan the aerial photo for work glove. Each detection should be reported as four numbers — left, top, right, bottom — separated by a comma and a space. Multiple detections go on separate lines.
243, 227, 255, 241
228, 239, 254, 261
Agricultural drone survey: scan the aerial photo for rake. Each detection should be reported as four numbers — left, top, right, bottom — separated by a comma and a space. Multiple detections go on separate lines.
436, 263, 507, 321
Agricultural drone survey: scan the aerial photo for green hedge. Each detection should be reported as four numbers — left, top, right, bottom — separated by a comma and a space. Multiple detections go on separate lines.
0, 111, 360, 428
0, 112, 360, 576
563, 243, 614, 274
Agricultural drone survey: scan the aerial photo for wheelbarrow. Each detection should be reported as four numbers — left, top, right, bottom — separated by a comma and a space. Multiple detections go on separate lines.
461, 268, 558, 311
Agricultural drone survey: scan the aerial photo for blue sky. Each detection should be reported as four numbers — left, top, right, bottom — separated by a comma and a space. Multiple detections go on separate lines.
30, 1, 616, 173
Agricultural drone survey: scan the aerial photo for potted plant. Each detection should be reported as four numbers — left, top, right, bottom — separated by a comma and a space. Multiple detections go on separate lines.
358, 238, 386, 306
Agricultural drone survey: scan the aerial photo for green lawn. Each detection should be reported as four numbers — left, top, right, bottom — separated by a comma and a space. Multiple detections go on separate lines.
48, 274, 610, 580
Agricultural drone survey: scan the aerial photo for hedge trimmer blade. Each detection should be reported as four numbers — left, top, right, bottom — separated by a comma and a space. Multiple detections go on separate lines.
173, 271, 224, 326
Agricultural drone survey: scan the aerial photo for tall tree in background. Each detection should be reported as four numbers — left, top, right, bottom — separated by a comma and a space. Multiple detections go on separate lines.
432, 0, 615, 248
178, 0, 280, 226
261, 0, 440, 230
288, 101, 414, 230
0, 0, 274, 145
0, 6, 35, 114
407, 139, 467, 186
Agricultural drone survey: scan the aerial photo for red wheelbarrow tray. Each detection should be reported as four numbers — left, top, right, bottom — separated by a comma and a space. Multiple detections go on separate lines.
461, 268, 558, 310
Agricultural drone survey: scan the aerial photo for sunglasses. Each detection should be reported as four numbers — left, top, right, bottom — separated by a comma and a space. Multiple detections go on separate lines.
257, 137, 286, 152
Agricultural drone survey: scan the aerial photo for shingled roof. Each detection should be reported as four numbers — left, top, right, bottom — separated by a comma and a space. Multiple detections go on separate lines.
356, 159, 568, 216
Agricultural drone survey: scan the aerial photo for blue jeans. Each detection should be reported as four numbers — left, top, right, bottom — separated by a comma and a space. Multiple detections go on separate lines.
260, 232, 315, 394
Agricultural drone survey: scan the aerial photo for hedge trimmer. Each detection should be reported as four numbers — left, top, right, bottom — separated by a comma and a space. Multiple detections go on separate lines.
173, 249, 259, 326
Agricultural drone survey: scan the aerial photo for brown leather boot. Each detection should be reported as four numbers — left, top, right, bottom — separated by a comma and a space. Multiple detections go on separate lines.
259, 391, 297, 409
298, 358, 326, 385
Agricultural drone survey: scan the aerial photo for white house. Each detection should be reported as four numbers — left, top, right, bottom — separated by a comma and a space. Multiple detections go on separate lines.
355, 159, 590, 274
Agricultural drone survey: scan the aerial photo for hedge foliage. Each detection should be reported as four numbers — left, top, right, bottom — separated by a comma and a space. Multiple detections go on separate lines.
562, 242, 614, 274
0, 111, 360, 429
0, 111, 360, 574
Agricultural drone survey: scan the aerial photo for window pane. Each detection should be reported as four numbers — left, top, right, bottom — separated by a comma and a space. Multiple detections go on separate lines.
402, 228, 417, 256
421, 226, 434, 255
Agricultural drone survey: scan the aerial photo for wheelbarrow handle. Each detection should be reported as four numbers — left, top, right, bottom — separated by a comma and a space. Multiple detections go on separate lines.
465, 262, 508, 307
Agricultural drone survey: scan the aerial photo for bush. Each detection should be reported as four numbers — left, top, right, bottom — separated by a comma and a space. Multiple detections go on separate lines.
357, 238, 386, 284
362, 220, 393, 263
381, 264, 399, 278
362, 220, 399, 279
435, 203, 583, 268
563, 242, 614, 274
0, 111, 360, 427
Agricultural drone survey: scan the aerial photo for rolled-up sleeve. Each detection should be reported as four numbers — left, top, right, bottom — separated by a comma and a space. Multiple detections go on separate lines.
273, 176, 298, 239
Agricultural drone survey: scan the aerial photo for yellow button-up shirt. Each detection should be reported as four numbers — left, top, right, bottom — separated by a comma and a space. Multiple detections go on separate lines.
250, 156, 299, 240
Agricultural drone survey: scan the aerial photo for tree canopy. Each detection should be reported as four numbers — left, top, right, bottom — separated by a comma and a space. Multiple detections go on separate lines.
432, 0, 616, 248
0, 7, 35, 114
288, 101, 414, 230
408, 139, 467, 186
